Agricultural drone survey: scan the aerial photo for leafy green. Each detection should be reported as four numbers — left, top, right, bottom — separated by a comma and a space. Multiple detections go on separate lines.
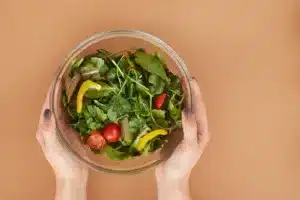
120, 118, 132, 144
134, 96, 150, 117
107, 96, 132, 121
105, 146, 131, 160
168, 95, 181, 122
64, 49, 184, 160
128, 118, 145, 134
148, 74, 165, 94
152, 109, 166, 119
134, 50, 169, 82
107, 68, 117, 82
84, 82, 117, 99
71, 58, 84, 68
90, 57, 105, 70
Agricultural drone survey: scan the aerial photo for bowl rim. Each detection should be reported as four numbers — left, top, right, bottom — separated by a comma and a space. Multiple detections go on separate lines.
50, 29, 192, 174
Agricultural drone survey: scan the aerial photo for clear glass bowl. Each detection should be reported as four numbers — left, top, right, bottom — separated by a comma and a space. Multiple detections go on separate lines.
50, 30, 192, 174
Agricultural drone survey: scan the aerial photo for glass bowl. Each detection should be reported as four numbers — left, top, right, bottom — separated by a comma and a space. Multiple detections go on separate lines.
50, 30, 192, 174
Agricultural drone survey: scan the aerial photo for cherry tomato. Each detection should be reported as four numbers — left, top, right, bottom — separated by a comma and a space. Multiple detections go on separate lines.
154, 93, 167, 109
103, 123, 121, 142
87, 131, 106, 149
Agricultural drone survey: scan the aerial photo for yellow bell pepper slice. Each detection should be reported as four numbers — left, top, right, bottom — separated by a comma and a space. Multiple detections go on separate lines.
77, 80, 101, 113
136, 129, 168, 151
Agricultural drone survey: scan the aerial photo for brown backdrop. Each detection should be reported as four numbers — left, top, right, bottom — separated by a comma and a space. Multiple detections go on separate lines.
1, 0, 299, 200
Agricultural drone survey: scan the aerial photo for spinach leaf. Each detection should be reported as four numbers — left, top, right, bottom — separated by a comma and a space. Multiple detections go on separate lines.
148, 118, 169, 129
128, 117, 145, 134
84, 82, 117, 99
148, 74, 165, 95
71, 58, 84, 69
105, 146, 131, 160
90, 57, 105, 71
72, 120, 90, 134
107, 68, 117, 82
152, 109, 166, 119
107, 96, 132, 121
134, 51, 169, 82
86, 105, 107, 122
148, 109, 169, 129
93, 100, 109, 112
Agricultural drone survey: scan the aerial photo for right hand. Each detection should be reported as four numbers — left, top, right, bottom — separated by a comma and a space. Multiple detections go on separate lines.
156, 78, 210, 181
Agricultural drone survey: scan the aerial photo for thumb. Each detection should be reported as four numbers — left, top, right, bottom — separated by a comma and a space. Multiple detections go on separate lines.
182, 109, 197, 141
36, 108, 56, 147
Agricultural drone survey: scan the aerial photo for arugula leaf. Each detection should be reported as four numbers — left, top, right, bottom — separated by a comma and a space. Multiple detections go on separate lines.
134, 51, 169, 82
134, 96, 150, 117
168, 99, 181, 121
167, 70, 183, 95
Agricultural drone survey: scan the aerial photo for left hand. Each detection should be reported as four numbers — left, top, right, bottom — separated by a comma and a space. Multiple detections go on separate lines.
36, 85, 88, 181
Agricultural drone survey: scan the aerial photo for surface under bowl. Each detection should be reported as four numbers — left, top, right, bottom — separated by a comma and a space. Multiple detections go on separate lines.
51, 30, 192, 174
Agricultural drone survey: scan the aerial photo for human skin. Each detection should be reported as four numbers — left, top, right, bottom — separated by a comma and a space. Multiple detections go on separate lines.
36, 78, 209, 200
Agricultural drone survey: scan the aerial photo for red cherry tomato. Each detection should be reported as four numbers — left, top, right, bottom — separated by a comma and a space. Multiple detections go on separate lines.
154, 93, 167, 109
103, 123, 121, 142
87, 131, 106, 149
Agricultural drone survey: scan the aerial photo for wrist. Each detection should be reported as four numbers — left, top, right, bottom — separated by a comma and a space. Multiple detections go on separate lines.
56, 178, 87, 200
156, 174, 191, 200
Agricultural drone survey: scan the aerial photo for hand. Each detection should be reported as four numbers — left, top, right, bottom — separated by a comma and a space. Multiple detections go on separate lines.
36, 85, 88, 200
155, 78, 210, 200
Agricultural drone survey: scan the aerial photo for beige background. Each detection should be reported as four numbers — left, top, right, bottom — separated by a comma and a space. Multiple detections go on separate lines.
1, 0, 300, 199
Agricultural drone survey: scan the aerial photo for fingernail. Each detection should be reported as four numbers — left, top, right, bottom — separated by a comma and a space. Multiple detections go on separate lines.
192, 77, 198, 83
44, 109, 52, 120
184, 107, 192, 116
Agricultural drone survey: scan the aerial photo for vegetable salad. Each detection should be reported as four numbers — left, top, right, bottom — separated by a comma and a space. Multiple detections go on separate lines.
62, 49, 184, 160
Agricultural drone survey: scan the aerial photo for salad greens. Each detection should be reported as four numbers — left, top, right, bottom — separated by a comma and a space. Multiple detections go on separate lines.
62, 49, 184, 160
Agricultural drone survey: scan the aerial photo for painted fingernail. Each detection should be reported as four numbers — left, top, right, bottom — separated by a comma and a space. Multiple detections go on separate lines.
184, 107, 192, 116
192, 77, 198, 83
44, 109, 52, 120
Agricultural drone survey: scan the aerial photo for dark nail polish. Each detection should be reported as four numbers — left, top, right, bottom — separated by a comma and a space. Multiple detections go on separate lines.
192, 77, 198, 83
44, 109, 52, 120
184, 107, 192, 116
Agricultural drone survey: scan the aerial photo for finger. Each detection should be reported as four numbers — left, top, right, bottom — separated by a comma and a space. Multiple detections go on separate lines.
39, 108, 56, 142
182, 110, 197, 141
38, 84, 53, 125
37, 83, 56, 143
36, 131, 45, 148
190, 78, 209, 139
